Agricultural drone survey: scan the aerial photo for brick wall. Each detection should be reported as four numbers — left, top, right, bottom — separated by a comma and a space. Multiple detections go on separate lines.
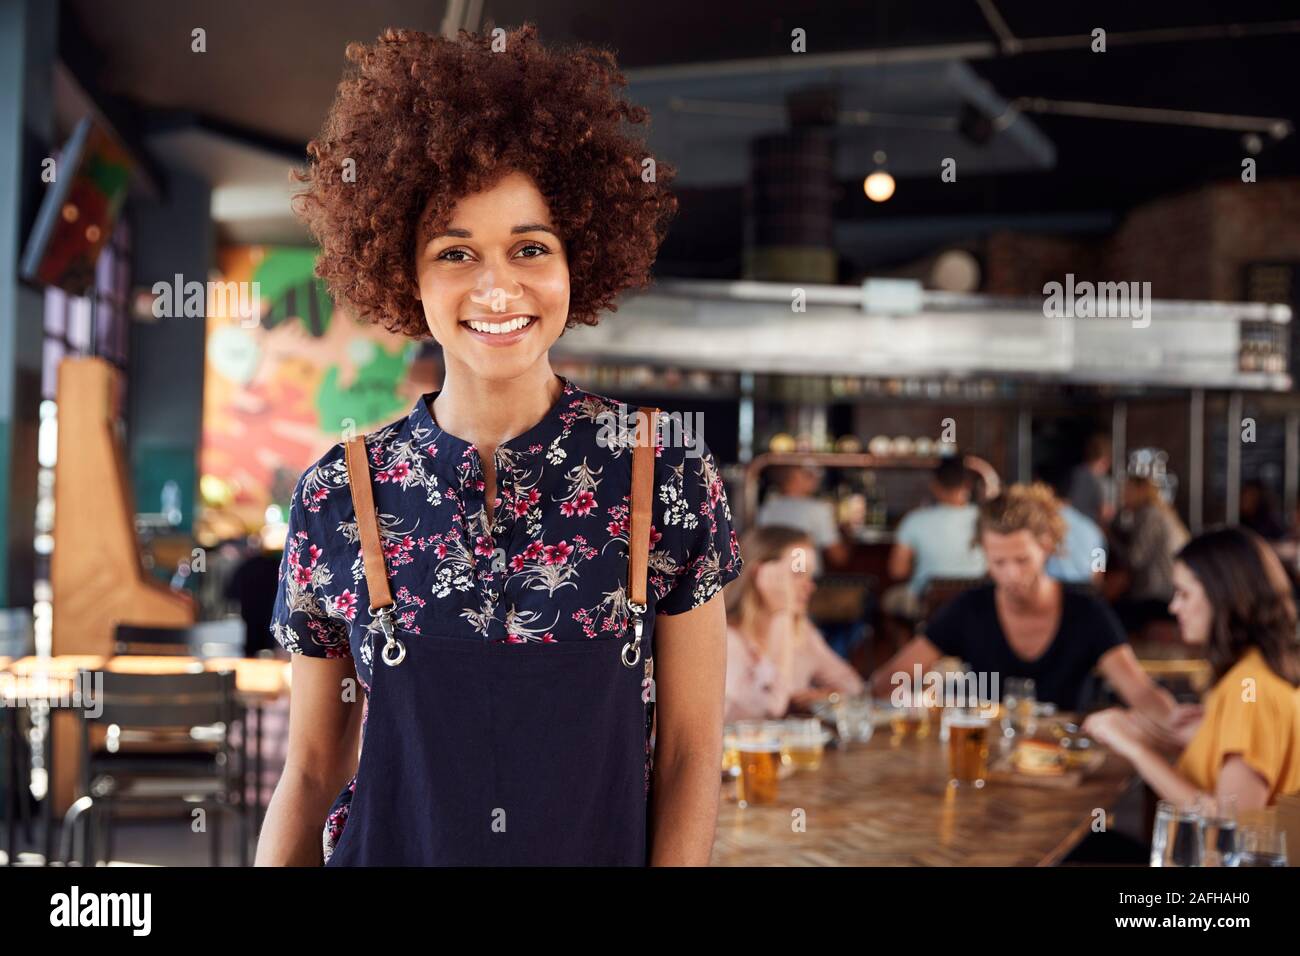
984, 177, 1300, 299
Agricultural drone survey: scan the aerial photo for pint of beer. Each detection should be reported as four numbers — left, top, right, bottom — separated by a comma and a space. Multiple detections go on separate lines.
737, 741, 781, 806
734, 722, 783, 806
947, 712, 992, 788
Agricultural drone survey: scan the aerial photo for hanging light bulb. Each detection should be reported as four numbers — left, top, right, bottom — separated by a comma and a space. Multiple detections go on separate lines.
863, 148, 895, 202
864, 171, 895, 202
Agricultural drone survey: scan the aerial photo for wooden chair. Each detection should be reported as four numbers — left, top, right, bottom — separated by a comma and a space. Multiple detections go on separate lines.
113, 623, 198, 657
63, 669, 247, 866
920, 576, 988, 620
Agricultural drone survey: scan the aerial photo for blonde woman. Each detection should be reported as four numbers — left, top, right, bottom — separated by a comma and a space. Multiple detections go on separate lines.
724, 525, 864, 721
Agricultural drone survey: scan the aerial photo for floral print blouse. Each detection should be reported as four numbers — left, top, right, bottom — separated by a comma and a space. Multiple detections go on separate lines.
269, 372, 744, 861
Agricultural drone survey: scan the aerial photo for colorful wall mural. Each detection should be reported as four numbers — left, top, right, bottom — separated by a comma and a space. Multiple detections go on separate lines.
200, 246, 435, 542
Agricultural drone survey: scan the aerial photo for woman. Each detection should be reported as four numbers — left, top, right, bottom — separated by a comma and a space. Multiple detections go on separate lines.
723, 526, 864, 722
1111, 475, 1190, 632
1084, 528, 1300, 811
869, 483, 1182, 721
256, 26, 743, 867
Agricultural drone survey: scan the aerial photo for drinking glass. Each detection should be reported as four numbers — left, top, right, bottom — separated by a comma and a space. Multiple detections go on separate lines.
946, 708, 992, 788
1002, 677, 1037, 739
733, 721, 782, 807
780, 718, 832, 772
1239, 822, 1288, 867
1150, 800, 1204, 867
884, 693, 929, 740
832, 696, 877, 744
721, 725, 740, 780
1200, 795, 1241, 867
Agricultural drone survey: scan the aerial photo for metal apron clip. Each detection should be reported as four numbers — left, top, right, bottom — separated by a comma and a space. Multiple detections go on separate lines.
373, 605, 406, 667
621, 602, 645, 668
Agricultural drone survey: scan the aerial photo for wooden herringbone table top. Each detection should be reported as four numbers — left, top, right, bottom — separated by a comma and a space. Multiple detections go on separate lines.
710, 726, 1132, 867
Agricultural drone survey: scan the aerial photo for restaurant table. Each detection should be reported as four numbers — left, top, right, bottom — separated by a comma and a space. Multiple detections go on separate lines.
710, 726, 1134, 866
0, 654, 289, 866
1132, 642, 1213, 694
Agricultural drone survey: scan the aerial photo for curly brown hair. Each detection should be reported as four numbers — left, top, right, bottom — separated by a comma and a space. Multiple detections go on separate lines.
974, 482, 1068, 551
291, 23, 678, 337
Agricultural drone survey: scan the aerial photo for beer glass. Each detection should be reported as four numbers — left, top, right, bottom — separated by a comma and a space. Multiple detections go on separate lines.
886, 693, 929, 740
734, 721, 782, 807
780, 718, 832, 772
946, 710, 992, 788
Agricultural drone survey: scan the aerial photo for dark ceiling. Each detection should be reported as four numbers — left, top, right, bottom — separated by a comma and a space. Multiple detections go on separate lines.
61, 0, 1300, 276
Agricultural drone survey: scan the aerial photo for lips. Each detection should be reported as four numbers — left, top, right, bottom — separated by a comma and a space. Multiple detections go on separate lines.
459, 314, 538, 345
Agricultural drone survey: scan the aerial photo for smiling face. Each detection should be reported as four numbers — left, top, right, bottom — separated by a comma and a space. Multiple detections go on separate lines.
1169, 560, 1213, 645
413, 170, 570, 381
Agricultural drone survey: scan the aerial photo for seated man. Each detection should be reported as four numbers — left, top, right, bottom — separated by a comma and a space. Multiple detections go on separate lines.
882, 456, 986, 620
870, 483, 1181, 718
756, 463, 850, 568
1045, 491, 1106, 588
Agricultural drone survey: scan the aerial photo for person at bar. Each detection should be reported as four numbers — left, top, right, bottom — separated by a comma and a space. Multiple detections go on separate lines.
1068, 431, 1115, 527
1240, 479, 1288, 541
724, 525, 864, 721
756, 464, 851, 568
1110, 474, 1190, 633
1084, 527, 1300, 810
882, 456, 986, 620
1044, 484, 1106, 588
868, 483, 1183, 718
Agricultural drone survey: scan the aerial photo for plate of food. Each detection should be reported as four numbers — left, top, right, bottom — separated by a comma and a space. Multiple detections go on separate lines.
990, 738, 1106, 788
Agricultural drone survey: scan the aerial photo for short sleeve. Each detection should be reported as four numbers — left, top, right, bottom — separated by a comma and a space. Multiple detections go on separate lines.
810, 501, 839, 550
921, 591, 965, 657
1080, 591, 1126, 658
656, 442, 744, 616
895, 509, 921, 550
269, 471, 353, 659
1181, 669, 1290, 795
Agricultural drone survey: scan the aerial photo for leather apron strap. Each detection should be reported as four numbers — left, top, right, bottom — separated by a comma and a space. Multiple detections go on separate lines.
345, 436, 394, 611
628, 407, 659, 609
345, 404, 659, 617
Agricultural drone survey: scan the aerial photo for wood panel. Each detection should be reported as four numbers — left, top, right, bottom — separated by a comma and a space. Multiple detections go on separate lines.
51, 356, 195, 657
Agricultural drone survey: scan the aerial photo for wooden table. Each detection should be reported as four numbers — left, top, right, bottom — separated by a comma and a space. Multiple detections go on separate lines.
710, 728, 1133, 866
1, 655, 289, 866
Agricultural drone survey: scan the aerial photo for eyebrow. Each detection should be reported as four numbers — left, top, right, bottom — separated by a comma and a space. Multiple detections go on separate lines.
427, 223, 558, 240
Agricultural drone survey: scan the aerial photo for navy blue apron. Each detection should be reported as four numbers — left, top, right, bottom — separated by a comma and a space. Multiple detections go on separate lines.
325, 408, 660, 866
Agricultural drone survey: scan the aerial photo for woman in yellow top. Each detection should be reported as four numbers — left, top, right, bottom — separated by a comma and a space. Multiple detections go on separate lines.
1085, 527, 1300, 811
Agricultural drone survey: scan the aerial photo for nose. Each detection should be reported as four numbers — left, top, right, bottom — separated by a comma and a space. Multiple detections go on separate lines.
469, 268, 524, 313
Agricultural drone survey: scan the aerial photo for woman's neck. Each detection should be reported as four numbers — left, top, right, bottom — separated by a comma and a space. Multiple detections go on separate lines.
430, 359, 561, 456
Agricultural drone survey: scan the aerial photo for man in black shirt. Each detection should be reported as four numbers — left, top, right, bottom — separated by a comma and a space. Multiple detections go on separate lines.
869, 483, 1181, 722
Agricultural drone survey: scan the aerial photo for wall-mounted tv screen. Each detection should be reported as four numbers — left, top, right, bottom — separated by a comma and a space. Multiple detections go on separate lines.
20, 116, 133, 296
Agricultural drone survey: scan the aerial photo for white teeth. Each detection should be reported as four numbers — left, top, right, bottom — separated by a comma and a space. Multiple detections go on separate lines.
466, 316, 535, 334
